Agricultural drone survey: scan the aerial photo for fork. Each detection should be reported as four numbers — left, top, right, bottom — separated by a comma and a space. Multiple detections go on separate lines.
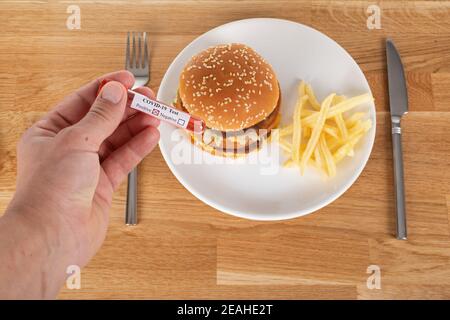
125, 31, 149, 225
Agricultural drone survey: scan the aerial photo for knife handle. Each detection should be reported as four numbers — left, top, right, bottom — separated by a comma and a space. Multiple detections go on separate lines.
391, 121, 407, 240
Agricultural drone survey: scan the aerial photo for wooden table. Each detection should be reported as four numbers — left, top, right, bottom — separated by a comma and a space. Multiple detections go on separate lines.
0, 0, 449, 299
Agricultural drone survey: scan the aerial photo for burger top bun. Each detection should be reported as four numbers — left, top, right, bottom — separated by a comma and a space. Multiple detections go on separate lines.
178, 43, 280, 131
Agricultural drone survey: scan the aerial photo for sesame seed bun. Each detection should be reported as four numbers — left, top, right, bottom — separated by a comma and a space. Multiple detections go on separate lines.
178, 43, 280, 131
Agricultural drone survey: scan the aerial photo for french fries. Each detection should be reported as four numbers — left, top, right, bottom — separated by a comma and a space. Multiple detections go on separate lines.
305, 84, 321, 110
280, 122, 339, 138
276, 81, 373, 177
292, 95, 308, 163
301, 93, 373, 127
278, 138, 293, 153
319, 134, 336, 177
300, 93, 335, 173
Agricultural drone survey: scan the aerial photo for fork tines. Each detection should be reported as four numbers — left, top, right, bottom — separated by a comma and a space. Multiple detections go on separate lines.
126, 31, 148, 71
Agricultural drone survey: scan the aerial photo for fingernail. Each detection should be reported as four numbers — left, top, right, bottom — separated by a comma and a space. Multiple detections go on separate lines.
101, 81, 124, 104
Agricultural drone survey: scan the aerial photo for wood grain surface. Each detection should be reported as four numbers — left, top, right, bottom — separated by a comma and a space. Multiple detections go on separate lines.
0, 0, 449, 299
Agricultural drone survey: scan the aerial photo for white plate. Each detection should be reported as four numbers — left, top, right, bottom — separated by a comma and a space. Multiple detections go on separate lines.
157, 18, 376, 221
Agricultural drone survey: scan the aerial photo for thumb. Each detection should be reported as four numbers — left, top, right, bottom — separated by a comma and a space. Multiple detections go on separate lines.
76, 80, 127, 148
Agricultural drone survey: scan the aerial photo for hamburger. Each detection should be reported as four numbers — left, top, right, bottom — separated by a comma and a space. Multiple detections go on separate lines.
174, 43, 281, 157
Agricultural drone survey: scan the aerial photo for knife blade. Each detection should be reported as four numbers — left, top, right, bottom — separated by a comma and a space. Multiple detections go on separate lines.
386, 38, 408, 240
386, 39, 408, 118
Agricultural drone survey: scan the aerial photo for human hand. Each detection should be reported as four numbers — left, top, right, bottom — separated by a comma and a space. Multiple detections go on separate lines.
7, 70, 160, 271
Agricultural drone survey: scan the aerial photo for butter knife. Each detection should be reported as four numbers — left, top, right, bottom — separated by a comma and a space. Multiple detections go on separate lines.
386, 38, 408, 240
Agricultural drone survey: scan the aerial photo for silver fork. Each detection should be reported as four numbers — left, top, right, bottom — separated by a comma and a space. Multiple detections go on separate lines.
125, 31, 149, 225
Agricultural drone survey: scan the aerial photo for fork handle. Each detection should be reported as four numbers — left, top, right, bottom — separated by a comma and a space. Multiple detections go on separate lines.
125, 167, 138, 225
391, 121, 407, 240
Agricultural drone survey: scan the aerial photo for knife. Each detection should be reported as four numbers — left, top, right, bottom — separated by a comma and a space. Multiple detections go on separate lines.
386, 38, 408, 240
